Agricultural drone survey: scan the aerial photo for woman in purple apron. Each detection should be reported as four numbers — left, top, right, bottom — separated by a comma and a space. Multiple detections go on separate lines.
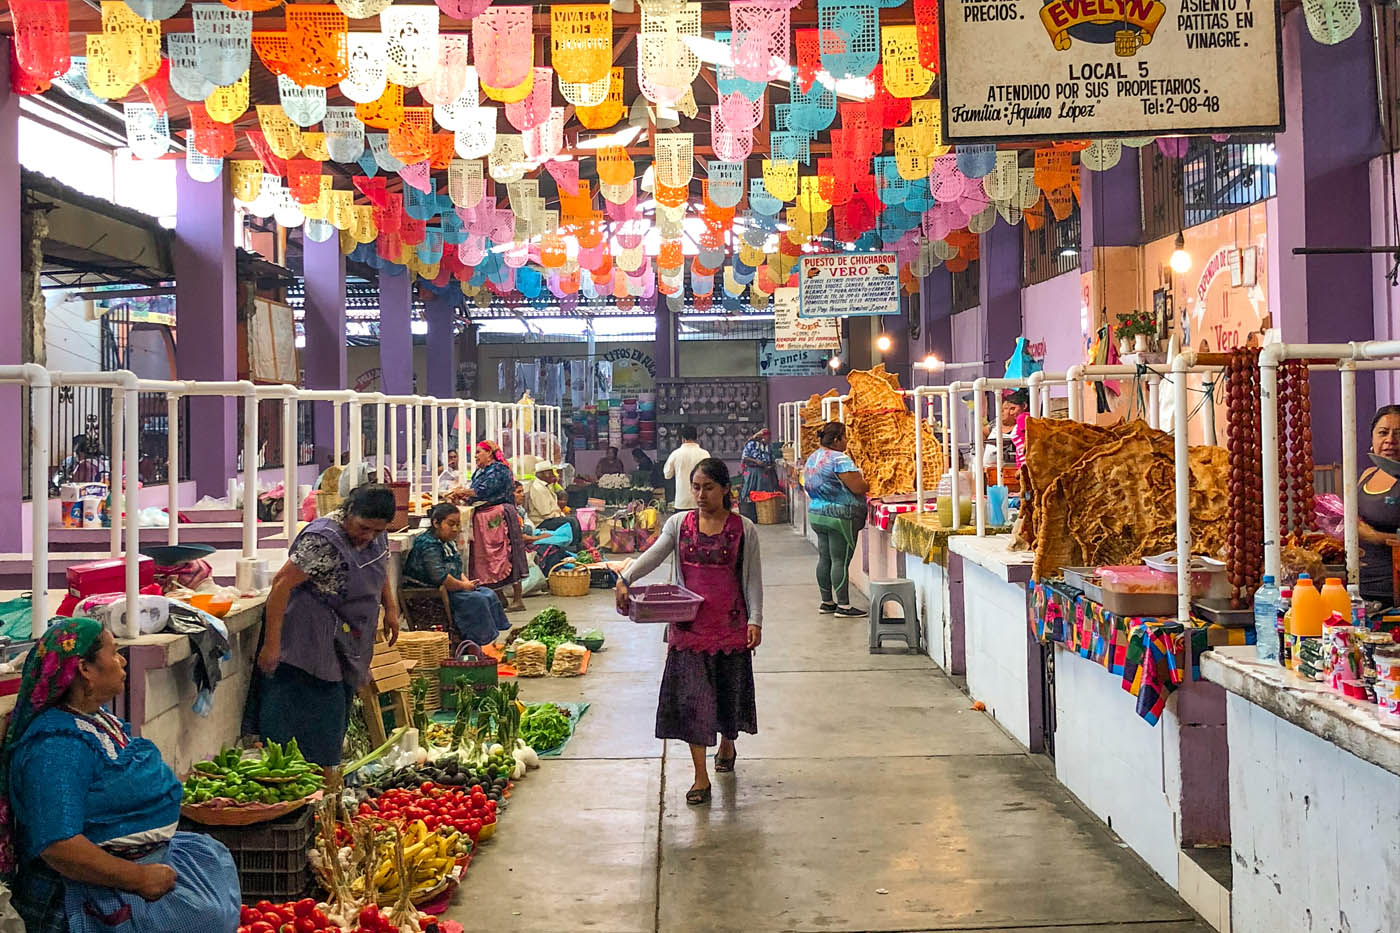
616, 459, 764, 806
254, 484, 401, 770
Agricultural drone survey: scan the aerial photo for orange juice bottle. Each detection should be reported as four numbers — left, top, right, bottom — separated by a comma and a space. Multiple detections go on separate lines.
1290, 574, 1327, 639
1320, 578, 1351, 621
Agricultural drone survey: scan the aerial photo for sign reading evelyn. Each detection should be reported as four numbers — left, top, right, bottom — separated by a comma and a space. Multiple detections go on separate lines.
774, 286, 842, 350
797, 253, 901, 319
939, 0, 1283, 142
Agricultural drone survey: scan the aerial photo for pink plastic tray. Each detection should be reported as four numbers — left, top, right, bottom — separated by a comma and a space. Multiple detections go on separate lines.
626, 584, 704, 624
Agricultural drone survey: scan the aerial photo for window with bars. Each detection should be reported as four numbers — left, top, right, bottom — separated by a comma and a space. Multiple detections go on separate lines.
1023, 208, 1082, 286
951, 260, 980, 313
1140, 137, 1276, 243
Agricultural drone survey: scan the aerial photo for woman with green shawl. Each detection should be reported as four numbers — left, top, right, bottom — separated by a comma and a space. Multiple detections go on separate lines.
0, 618, 240, 932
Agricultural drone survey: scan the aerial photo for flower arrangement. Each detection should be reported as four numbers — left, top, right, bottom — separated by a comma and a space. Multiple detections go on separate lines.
1115, 310, 1157, 340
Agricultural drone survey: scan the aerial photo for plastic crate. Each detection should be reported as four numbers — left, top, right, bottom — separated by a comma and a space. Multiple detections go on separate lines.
179, 805, 316, 903
626, 584, 704, 623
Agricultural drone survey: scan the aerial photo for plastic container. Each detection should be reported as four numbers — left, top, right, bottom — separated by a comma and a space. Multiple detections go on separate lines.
1290, 574, 1327, 638
626, 583, 704, 624
1252, 575, 1280, 664
180, 805, 315, 904
1320, 577, 1351, 622
1096, 566, 1179, 617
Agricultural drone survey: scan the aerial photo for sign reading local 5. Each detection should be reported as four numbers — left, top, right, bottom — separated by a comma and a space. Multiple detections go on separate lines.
939, 0, 1283, 141
798, 253, 901, 319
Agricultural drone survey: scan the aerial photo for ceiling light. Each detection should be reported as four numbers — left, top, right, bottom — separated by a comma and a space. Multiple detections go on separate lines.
875, 334, 893, 353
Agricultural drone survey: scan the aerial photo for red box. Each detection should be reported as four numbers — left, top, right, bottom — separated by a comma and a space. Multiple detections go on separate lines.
66, 556, 155, 599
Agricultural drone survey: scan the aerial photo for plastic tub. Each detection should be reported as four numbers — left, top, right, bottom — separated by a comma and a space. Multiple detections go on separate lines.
626, 584, 704, 624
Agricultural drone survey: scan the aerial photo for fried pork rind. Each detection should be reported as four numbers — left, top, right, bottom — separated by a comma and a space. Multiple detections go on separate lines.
800, 390, 839, 457
841, 365, 943, 499
1025, 418, 1229, 579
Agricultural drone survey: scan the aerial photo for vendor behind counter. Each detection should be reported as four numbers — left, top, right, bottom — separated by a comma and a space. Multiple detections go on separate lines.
1358, 406, 1400, 604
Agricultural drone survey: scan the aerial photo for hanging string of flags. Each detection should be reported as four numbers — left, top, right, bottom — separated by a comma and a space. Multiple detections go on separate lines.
6, 0, 1308, 311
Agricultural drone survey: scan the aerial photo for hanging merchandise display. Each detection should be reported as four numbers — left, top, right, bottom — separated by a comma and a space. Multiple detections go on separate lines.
474, 6, 534, 96
323, 105, 365, 161
419, 35, 471, 107
123, 102, 171, 159
277, 74, 327, 127
449, 158, 487, 208
167, 34, 215, 101
817, 0, 879, 79
454, 107, 497, 159
11, 0, 71, 86
341, 33, 388, 103
638, 3, 701, 105
879, 25, 932, 98
187, 102, 236, 157
203, 71, 249, 123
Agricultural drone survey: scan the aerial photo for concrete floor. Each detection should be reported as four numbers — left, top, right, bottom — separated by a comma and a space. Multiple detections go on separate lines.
445, 526, 1211, 933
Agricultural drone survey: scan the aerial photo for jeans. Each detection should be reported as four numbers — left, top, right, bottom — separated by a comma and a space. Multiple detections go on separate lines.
811, 513, 856, 605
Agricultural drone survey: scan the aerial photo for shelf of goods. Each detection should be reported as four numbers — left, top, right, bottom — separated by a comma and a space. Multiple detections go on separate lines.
655, 378, 768, 459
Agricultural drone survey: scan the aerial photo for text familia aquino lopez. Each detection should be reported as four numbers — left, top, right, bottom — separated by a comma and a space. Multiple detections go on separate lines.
942, 0, 1277, 137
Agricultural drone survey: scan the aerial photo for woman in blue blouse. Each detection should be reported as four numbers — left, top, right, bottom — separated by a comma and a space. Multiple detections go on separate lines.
0, 618, 240, 932
458, 441, 529, 612
739, 428, 779, 522
403, 503, 512, 647
803, 422, 869, 617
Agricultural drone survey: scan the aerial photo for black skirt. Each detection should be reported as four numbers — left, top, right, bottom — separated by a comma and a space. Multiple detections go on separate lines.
655, 648, 758, 747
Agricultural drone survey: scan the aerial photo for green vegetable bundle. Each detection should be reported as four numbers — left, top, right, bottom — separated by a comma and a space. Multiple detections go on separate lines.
182, 740, 323, 805
518, 607, 575, 641
520, 704, 570, 753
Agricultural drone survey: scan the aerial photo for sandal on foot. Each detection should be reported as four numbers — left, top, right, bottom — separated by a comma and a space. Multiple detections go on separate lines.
715, 751, 737, 773
686, 785, 712, 805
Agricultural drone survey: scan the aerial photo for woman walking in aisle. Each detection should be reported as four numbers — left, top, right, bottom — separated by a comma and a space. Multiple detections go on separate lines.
803, 422, 868, 617
458, 441, 529, 612
616, 458, 763, 805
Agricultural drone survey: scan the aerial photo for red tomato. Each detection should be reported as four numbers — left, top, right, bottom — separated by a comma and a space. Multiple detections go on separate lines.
255, 902, 275, 913
292, 899, 316, 919
466, 819, 482, 836
470, 784, 482, 794
311, 909, 330, 927
240, 907, 262, 925
485, 800, 498, 813
237, 927, 252, 933
420, 781, 435, 794
293, 919, 316, 933
484, 812, 497, 825
248, 923, 276, 933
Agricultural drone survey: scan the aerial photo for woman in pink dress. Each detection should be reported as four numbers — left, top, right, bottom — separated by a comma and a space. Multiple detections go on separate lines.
617, 458, 764, 805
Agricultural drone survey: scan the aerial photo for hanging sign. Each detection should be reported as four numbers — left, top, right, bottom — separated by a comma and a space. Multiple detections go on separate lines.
797, 252, 900, 318
773, 288, 842, 351
938, 0, 1283, 141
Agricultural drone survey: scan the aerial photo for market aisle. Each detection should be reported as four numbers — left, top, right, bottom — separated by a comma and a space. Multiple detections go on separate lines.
448, 527, 1211, 933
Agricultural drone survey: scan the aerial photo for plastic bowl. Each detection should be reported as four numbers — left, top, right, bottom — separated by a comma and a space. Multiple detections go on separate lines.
186, 594, 233, 618
577, 634, 605, 652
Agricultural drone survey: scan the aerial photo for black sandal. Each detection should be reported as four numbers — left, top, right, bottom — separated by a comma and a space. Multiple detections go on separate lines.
686, 785, 712, 805
714, 750, 736, 773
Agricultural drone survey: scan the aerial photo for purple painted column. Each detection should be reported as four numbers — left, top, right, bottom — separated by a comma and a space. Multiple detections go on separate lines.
654, 300, 673, 380
302, 233, 346, 466
173, 162, 238, 498
378, 268, 413, 462
1078, 148, 1142, 271
880, 298, 912, 387
0, 43, 22, 549
424, 293, 456, 399
921, 269, 954, 379
1275, 7, 1380, 464
979, 220, 1023, 374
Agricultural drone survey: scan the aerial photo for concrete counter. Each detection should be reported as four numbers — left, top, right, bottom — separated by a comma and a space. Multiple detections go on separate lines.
1201, 646, 1400, 932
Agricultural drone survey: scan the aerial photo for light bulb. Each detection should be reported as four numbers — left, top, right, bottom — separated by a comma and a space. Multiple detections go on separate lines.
828, 355, 842, 370
875, 334, 893, 353
1169, 232, 1191, 275
921, 354, 940, 370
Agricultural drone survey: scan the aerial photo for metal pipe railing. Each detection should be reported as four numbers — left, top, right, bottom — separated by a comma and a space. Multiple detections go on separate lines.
1, 365, 51, 637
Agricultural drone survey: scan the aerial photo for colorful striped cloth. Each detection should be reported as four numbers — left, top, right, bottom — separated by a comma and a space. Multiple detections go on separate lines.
1029, 581, 1254, 725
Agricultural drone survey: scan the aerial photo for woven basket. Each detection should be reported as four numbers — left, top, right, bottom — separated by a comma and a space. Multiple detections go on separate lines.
397, 630, 451, 710
754, 497, 784, 525
548, 567, 591, 597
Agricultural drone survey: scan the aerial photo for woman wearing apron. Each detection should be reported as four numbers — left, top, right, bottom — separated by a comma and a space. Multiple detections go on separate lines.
1358, 406, 1400, 606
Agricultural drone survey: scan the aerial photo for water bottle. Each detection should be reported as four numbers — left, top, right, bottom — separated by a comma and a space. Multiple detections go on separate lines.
1253, 575, 1280, 663
1347, 583, 1368, 630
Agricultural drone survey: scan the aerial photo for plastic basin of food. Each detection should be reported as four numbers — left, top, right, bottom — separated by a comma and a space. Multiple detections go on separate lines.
626, 584, 704, 624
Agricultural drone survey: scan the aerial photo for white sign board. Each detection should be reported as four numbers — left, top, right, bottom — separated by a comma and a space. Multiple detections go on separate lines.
774, 287, 842, 350
797, 253, 901, 319
939, 0, 1283, 142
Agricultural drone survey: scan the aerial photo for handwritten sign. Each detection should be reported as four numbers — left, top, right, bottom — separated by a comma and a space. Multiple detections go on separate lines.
774, 287, 842, 350
758, 338, 847, 375
938, 0, 1283, 141
797, 253, 901, 319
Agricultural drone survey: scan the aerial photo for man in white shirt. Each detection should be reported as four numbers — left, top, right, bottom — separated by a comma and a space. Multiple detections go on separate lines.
437, 449, 462, 495
524, 462, 580, 547
663, 425, 711, 510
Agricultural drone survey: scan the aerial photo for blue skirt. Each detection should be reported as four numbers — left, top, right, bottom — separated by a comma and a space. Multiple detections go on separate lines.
60, 832, 240, 933
257, 663, 354, 767
449, 587, 510, 645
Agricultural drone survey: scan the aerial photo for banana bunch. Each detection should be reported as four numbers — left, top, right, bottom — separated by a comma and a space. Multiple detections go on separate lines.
354, 821, 465, 902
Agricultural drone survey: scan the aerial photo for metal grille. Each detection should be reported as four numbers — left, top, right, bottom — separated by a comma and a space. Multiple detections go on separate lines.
1141, 137, 1276, 242
951, 260, 980, 313
1023, 208, 1082, 287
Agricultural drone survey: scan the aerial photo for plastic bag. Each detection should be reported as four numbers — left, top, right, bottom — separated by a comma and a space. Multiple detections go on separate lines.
1314, 493, 1344, 540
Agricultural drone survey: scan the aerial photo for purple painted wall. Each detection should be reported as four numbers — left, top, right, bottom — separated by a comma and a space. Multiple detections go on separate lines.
302, 233, 346, 465
0, 43, 21, 549
1079, 148, 1142, 265
921, 269, 954, 381
766, 374, 847, 447
173, 163, 238, 498
655, 300, 674, 380
1021, 271, 1084, 385
378, 269, 413, 460
1371, 153, 1400, 408
424, 293, 456, 399
979, 220, 1023, 374
1275, 7, 1380, 463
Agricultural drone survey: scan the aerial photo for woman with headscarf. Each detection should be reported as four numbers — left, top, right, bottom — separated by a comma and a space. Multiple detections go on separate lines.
738, 428, 779, 522
254, 483, 401, 771
2, 618, 241, 932
458, 441, 529, 612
